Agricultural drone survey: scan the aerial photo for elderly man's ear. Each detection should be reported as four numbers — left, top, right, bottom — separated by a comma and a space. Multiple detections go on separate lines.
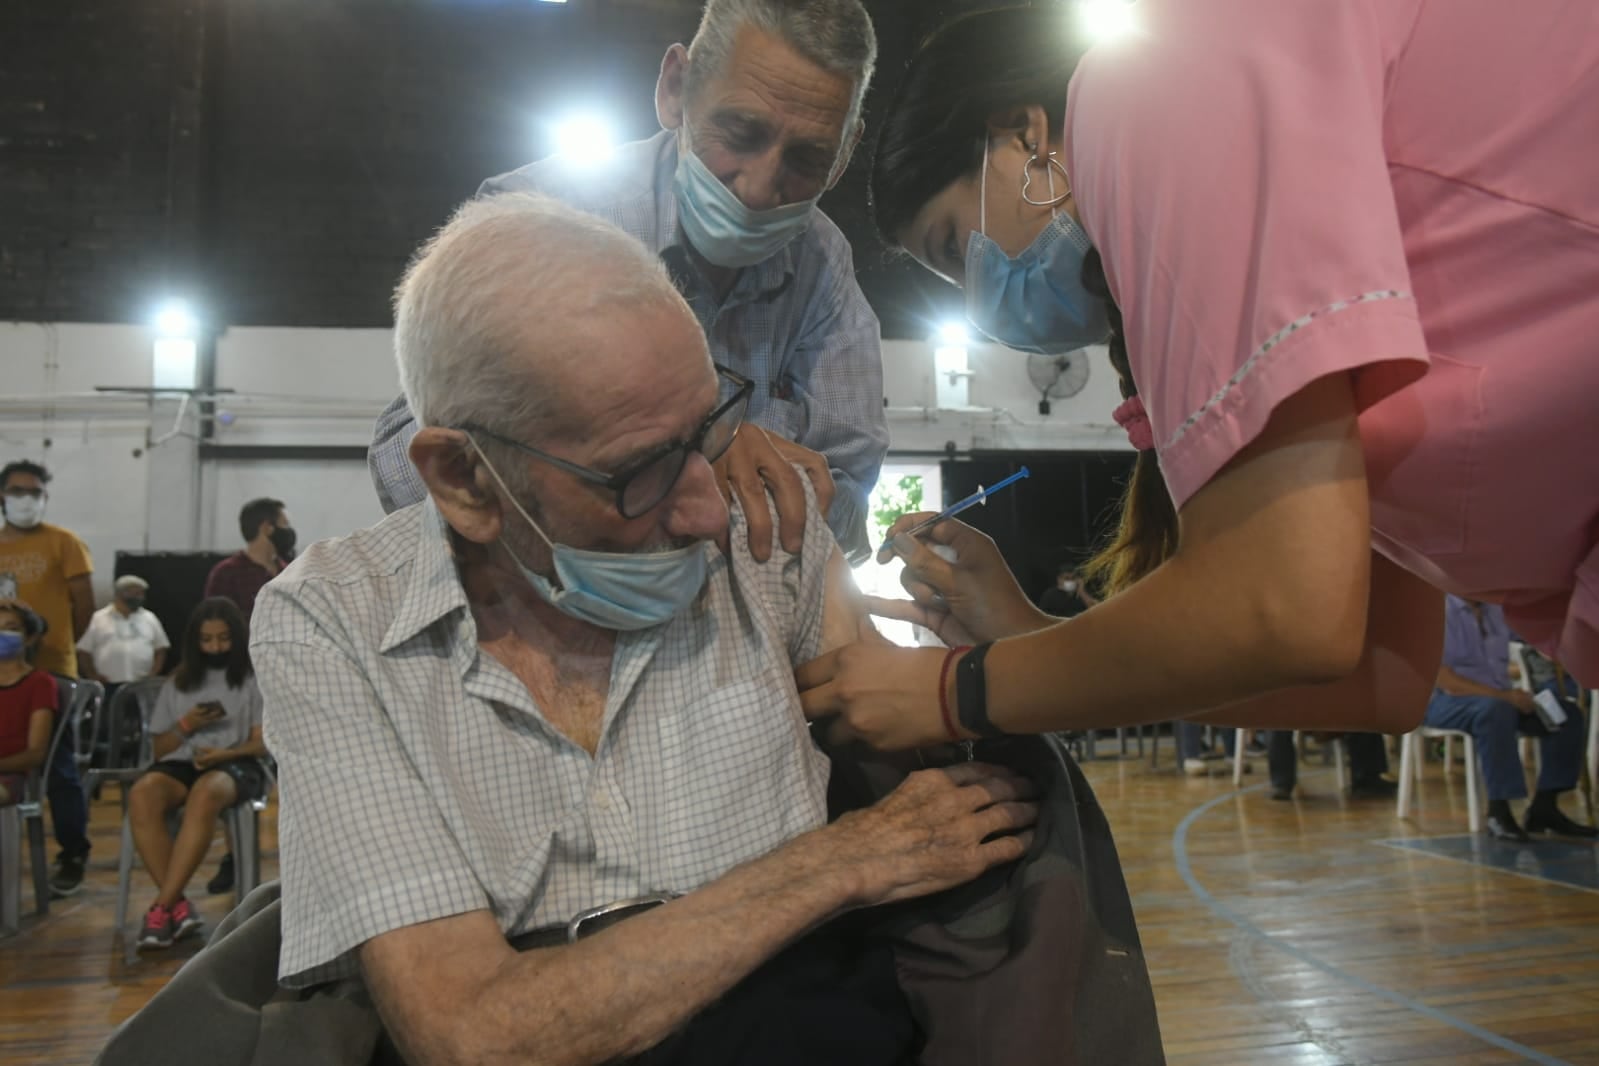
410, 428, 504, 546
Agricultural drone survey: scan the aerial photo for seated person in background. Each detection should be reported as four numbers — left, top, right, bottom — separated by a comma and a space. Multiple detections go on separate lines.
1265, 730, 1394, 802
77, 574, 170, 700
0, 599, 55, 806
129, 597, 269, 950
1425, 595, 1595, 841
1177, 721, 1239, 777
253, 193, 1035, 1066
1038, 563, 1097, 619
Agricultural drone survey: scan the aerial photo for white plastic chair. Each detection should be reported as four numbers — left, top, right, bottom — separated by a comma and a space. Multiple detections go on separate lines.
1397, 725, 1482, 832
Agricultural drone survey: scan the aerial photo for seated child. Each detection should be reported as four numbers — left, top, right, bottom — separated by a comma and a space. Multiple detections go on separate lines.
128, 597, 269, 949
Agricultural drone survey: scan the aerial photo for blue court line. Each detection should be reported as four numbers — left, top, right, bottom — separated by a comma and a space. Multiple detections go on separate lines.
1172, 784, 1572, 1066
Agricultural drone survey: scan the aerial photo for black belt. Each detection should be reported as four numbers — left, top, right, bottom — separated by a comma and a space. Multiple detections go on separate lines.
508, 893, 679, 952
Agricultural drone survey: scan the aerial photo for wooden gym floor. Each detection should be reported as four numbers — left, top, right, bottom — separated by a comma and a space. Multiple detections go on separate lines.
2, 738, 1596, 1065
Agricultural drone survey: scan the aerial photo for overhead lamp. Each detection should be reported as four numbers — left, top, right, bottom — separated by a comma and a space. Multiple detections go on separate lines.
151, 299, 199, 390
932, 323, 973, 409
551, 113, 617, 166
1078, 0, 1136, 42
153, 300, 199, 340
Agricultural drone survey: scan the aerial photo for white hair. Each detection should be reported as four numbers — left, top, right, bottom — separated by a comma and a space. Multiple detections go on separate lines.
393, 192, 686, 445
686, 0, 878, 135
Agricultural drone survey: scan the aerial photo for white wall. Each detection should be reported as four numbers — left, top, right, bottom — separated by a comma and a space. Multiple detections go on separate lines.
2, 321, 1126, 602
880, 338, 1130, 455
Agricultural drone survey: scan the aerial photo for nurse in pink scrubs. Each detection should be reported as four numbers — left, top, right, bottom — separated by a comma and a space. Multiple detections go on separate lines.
796, 2, 1599, 752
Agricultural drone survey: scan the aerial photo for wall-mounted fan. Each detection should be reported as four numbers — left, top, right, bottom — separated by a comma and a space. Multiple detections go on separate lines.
1026, 349, 1091, 415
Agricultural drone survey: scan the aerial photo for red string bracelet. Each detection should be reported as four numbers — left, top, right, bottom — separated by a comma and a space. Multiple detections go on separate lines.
938, 645, 972, 742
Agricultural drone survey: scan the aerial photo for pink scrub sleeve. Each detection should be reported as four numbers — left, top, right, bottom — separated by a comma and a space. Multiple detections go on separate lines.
1063, 0, 1430, 510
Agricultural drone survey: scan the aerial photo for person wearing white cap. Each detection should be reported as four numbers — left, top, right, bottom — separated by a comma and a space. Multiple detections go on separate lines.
78, 575, 170, 690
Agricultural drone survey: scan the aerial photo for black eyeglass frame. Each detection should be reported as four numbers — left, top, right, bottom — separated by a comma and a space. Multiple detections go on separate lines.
460, 366, 755, 519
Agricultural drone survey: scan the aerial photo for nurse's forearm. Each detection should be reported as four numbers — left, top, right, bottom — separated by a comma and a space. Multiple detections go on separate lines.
984, 547, 1366, 735
1189, 550, 1443, 733
983, 373, 1395, 734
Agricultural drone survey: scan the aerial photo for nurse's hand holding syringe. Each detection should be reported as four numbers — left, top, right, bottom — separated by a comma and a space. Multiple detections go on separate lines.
869, 470, 1056, 647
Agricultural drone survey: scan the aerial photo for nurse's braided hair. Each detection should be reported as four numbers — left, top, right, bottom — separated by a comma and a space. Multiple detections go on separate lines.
1079, 249, 1179, 597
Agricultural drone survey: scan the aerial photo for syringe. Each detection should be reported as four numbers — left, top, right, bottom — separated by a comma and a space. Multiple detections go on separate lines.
877, 466, 1031, 562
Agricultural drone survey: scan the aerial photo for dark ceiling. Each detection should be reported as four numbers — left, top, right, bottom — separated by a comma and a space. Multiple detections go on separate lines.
0, 0, 1036, 335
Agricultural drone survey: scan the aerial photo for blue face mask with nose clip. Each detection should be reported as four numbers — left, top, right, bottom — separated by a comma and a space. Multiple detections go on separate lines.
469, 437, 708, 631
964, 137, 1111, 355
673, 127, 820, 269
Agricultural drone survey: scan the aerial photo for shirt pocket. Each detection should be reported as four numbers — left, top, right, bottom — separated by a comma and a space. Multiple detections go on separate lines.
757, 394, 810, 443
652, 670, 828, 888
1362, 352, 1484, 559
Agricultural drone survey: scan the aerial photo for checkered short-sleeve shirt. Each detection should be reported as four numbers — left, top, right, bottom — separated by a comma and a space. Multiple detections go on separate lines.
253, 493, 835, 987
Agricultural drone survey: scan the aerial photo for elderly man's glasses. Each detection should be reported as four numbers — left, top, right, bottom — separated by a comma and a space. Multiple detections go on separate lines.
462, 366, 754, 519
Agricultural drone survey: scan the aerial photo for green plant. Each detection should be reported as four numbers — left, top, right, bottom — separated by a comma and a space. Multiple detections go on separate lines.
870, 474, 924, 541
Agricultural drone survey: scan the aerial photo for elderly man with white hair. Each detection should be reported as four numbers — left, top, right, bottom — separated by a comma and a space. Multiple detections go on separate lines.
252, 193, 1035, 1066
369, 0, 890, 565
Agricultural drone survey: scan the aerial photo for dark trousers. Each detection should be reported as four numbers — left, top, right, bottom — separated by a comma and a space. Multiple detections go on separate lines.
47, 727, 91, 858
1268, 731, 1388, 791
631, 921, 917, 1066
1424, 689, 1586, 802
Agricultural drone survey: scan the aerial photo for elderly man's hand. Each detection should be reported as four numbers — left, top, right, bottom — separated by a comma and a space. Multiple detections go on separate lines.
714, 425, 828, 562
828, 763, 1038, 906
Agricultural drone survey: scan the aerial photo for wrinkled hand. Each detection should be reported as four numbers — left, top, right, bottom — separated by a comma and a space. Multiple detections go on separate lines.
797, 642, 955, 750
192, 746, 224, 770
713, 425, 811, 562
871, 515, 1050, 646
765, 433, 835, 520
829, 762, 1038, 906
1508, 690, 1538, 716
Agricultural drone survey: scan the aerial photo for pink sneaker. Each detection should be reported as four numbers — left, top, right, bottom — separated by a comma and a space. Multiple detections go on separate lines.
137, 903, 173, 950
170, 897, 204, 941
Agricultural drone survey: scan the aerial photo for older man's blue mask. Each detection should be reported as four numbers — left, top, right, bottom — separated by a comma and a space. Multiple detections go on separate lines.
673, 130, 818, 269
469, 438, 707, 631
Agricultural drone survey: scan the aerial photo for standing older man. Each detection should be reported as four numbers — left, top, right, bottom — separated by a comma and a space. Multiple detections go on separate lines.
255, 194, 1033, 1066
370, 0, 889, 563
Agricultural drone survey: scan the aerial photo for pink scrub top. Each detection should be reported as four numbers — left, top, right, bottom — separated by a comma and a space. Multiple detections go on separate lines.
1064, 0, 1599, 684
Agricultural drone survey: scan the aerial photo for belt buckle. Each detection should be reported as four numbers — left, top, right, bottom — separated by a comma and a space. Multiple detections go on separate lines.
566, 892, 678, 943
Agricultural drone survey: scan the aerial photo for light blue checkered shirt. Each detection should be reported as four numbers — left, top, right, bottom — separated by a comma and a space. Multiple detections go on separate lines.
253, 492, 834, 987
369, 129, 887, 562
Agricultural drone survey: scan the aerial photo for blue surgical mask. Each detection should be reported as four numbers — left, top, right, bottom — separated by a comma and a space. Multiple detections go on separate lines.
673, 130, 817, 269
964, 138, 1110, 355
0, 632, 24, 660
470, 439, 708, 631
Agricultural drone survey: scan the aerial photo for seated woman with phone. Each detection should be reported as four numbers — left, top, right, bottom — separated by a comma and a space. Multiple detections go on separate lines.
128, 596, 268, 950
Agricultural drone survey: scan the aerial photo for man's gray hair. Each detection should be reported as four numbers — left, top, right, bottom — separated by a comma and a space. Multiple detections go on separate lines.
686, 0, 878, 133
394, 192, 685, 444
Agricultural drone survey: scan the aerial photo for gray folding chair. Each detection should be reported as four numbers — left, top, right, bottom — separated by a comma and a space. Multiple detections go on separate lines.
2, 678, 103, 932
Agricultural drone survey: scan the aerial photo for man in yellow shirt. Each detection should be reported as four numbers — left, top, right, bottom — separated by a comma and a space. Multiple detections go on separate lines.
0, 459, 95, 894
